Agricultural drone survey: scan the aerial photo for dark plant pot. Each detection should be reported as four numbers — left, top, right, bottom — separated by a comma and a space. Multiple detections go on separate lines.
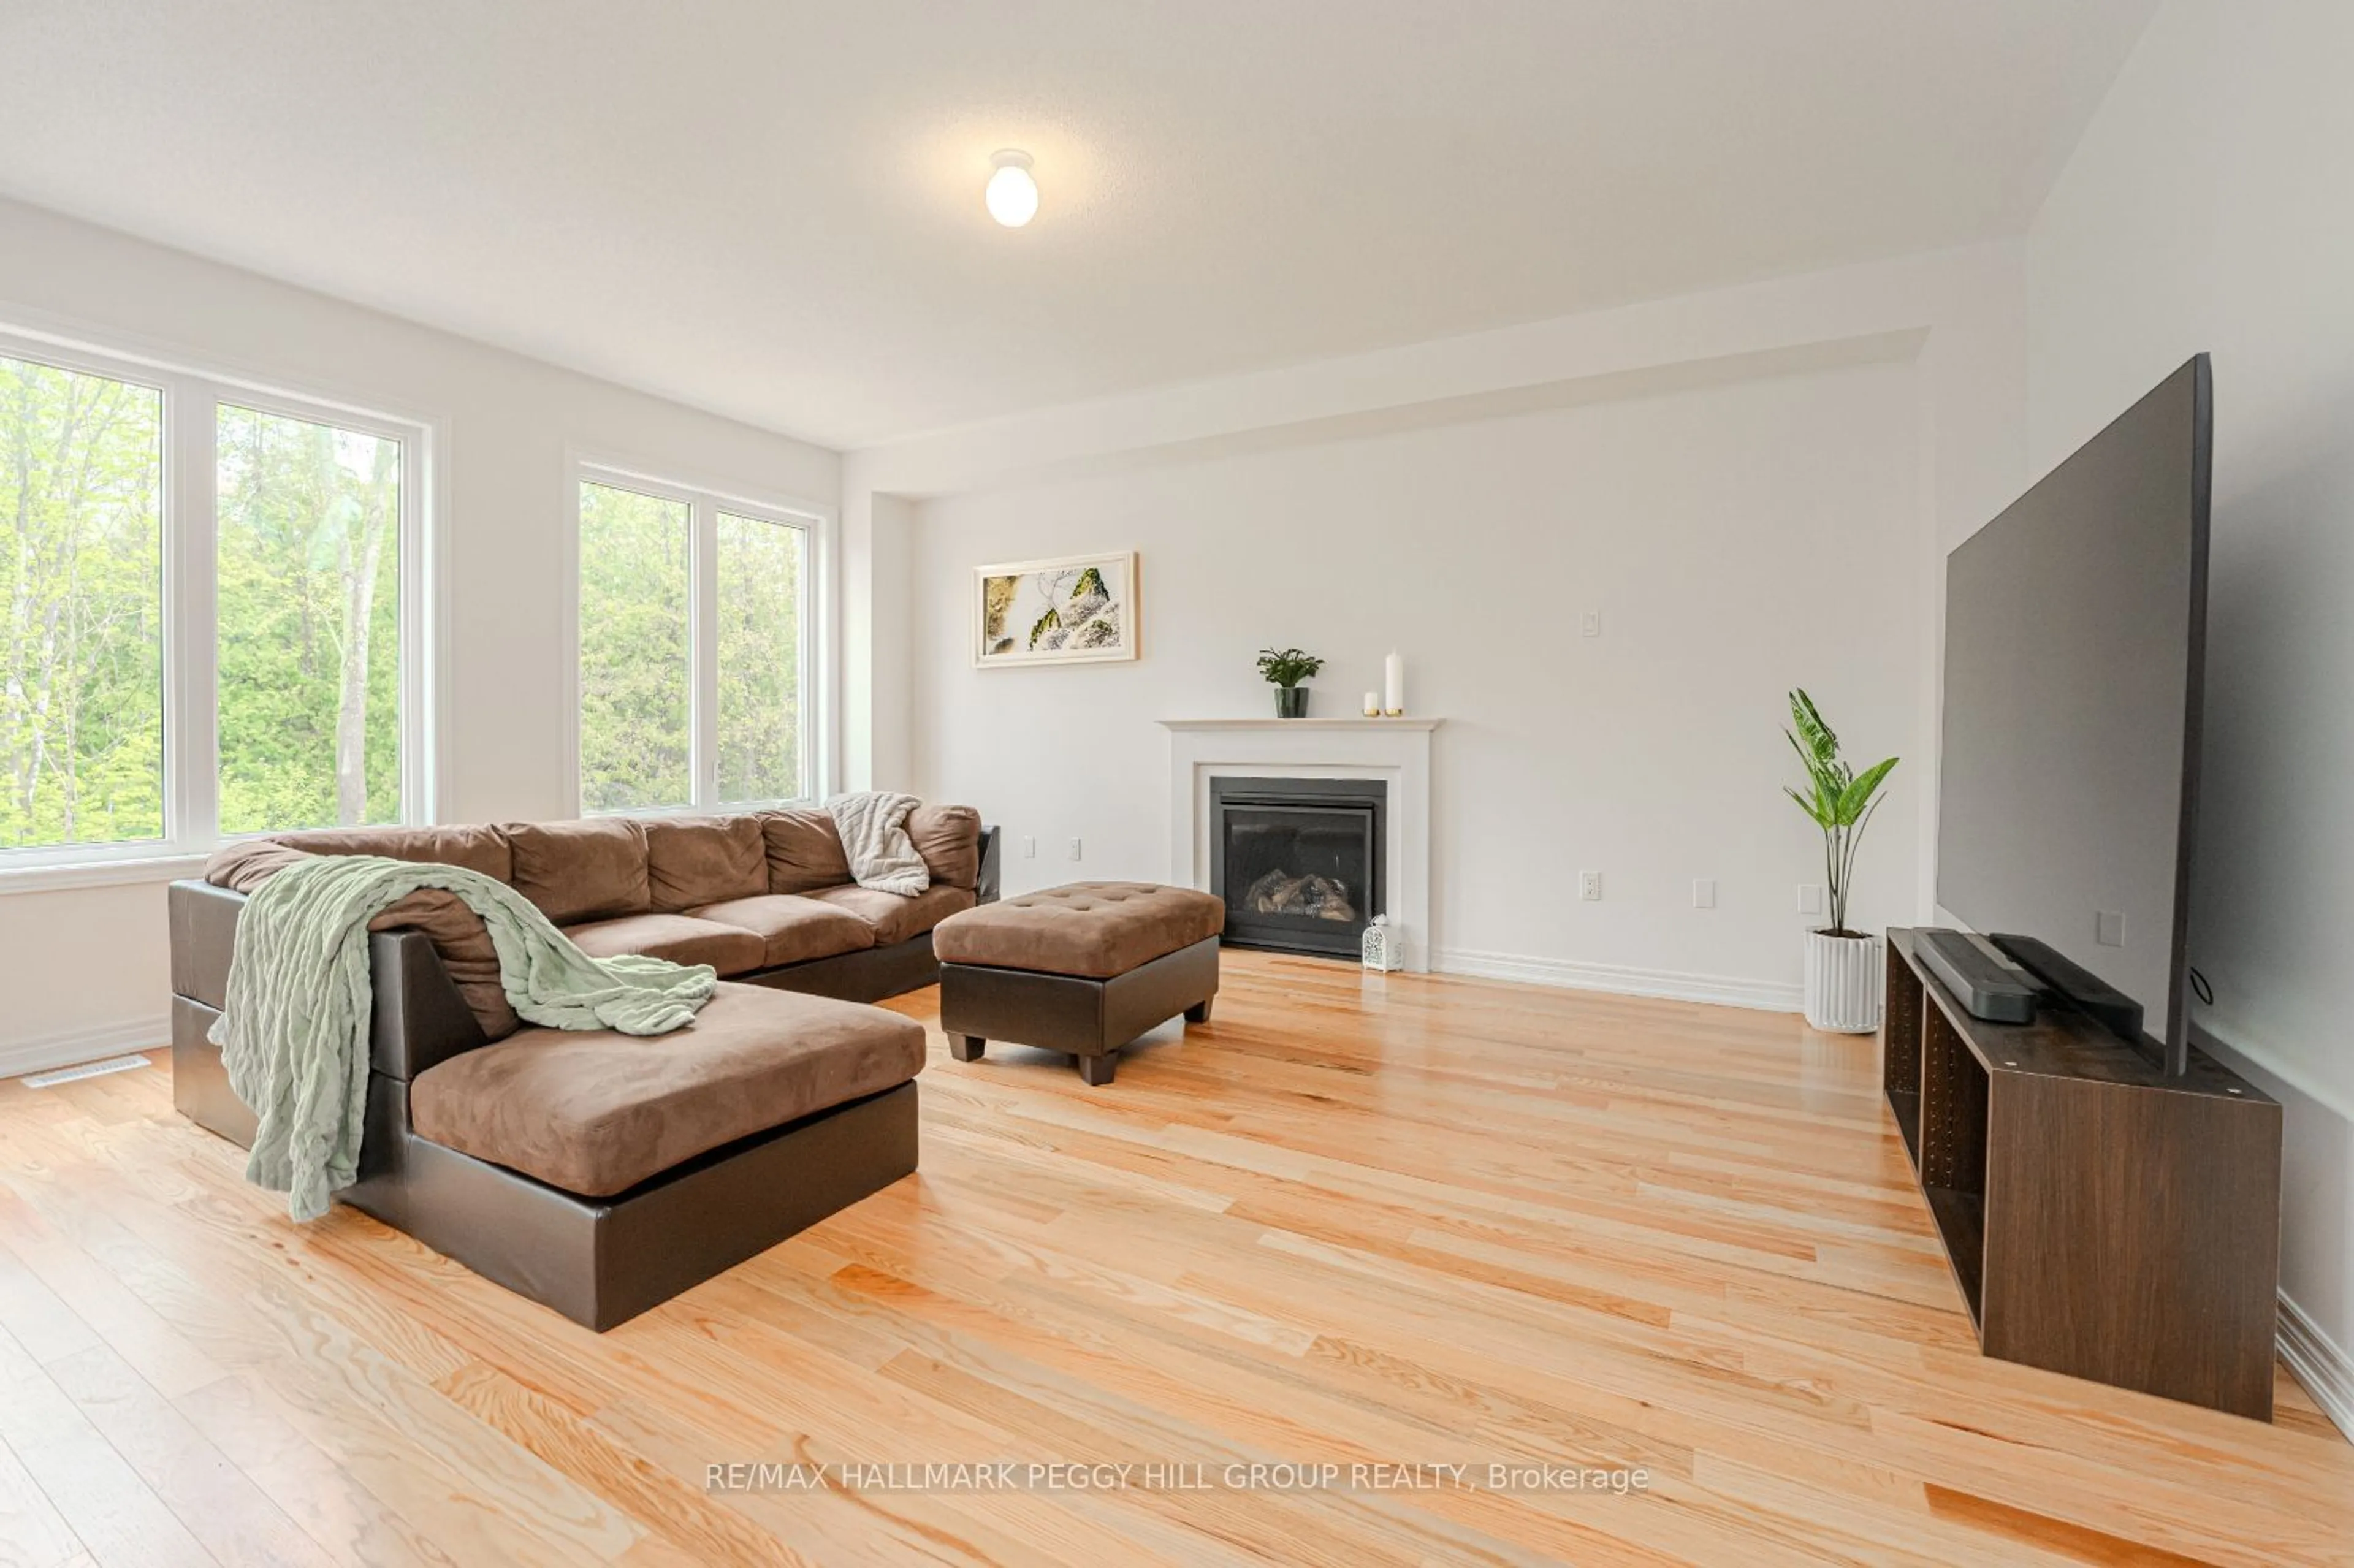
1274, 687, 1309, 718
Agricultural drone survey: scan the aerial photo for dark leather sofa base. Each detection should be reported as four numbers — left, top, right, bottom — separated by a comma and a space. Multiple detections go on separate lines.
172, 1001, 918, 1330
938, 936, 1221, 1086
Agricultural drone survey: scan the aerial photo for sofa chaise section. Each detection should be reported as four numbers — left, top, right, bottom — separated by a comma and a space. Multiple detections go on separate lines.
408, 983, 926, 1198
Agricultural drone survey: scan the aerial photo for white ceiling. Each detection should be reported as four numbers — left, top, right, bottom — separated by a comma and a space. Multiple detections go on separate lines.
0, 1, 2154, 449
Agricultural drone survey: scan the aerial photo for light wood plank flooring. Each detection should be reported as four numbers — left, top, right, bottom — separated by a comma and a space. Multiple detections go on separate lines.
0, 951, 2347, 1566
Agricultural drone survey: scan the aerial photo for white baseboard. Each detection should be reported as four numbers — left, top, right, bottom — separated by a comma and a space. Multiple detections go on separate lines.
1433, 948, 1803, 1013
2279, 1290, 2354, 1442
1, 1016, 171, 1081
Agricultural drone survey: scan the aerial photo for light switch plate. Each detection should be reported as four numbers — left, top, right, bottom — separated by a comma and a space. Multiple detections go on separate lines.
1579, 870, 1602, 901
1581, 611, 1601, 638
1067, 837, 1083, 861
2096, 909, 2125, 947
1797, 885, 1823, 916
1693, 878, 1716, 909
1022, 835, 1037, 859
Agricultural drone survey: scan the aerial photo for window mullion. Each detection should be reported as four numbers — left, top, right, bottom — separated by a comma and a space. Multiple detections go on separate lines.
168, 382, 220, 851
798, 523, 816, 802
400, 435, 430, 824
691, 498, 720, 809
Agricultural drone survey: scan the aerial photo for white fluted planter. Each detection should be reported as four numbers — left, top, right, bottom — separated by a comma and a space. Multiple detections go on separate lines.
1803, 930, 1880, 1032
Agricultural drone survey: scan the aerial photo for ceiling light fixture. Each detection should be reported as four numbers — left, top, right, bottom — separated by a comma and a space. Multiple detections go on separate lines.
985, 150, 1038, 228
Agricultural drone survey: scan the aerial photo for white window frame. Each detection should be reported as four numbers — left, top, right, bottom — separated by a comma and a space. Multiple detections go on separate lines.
0, 322, 442, 890
566, 456, 827, 816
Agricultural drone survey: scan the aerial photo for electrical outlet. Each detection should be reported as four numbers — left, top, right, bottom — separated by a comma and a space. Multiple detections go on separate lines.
2095, 910, 2125, 947
1581, 611, 1602, 638
1579, 870, 1602, 901
1067, 837, 1083, 861
1797, 884, 1823, 916
1022, 835, 1037, 859
1693, 878, 1716, 909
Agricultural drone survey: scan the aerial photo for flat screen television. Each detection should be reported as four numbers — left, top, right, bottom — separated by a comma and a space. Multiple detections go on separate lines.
1936, 354, 2211, 1075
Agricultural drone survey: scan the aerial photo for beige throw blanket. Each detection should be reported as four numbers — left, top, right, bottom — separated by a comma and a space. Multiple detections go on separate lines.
827, 791, 930, 896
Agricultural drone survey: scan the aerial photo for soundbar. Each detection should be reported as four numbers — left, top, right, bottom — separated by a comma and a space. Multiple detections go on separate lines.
1992, 934, 2146, 1046
1918, 928, 2040, 1024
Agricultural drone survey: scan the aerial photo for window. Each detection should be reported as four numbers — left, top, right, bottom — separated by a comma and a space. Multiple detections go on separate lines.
574, 468, 814, 813
577, 481, 691, 812
0, 354, 164, 851
216, 406, 406, 834
715, 511, 807, 804
0, 327, 431, 877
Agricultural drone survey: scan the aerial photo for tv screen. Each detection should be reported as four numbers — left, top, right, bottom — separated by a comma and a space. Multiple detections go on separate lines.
1936, 354, 2210, 1071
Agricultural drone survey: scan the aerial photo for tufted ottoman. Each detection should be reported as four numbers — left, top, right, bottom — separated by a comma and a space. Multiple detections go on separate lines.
931, 882, 1225, 1084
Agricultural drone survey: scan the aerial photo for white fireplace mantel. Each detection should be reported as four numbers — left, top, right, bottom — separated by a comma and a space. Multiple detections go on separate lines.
1159, 717, 1439, 970
1159, 717, 1442, 733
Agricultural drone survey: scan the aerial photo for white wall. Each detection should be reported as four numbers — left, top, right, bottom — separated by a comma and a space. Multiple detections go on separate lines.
2024, 0, 2354, 1412
908, 357, 1924, 1004
856, 243, 2029, 937
0, 197, 839, 1068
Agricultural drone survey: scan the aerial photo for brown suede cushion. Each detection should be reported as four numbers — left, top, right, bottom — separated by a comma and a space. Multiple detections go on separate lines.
760, 807, 853, 894
932, 882, 1225, 978
408, 981, 926, 1197
205, 839, 522, 1040
273, 823, 513, 883
205, 838, 316, 895
562, 912, 766, 975
688, 894, 875, 968
805, 882, 977, 946
644, 815, 766, 911
501, 818, 650, 924
905, 805, 982, 891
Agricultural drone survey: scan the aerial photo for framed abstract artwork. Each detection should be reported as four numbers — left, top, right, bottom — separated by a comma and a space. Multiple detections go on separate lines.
972, 550, 1138, 667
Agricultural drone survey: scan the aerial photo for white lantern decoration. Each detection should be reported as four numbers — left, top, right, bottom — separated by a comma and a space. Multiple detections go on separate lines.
1361, 914, 1400, 972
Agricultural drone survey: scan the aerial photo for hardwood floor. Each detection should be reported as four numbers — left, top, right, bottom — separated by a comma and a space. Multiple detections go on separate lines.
1, 950, 2347, 1566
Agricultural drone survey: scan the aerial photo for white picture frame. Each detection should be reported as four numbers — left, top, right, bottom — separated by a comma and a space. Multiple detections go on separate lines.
972, 550, 1138, 667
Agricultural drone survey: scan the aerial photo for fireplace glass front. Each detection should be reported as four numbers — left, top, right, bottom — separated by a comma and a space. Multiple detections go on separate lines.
1211, 777, 1387, 959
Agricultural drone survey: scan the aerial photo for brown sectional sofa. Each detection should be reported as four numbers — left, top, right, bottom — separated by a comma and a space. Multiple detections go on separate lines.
166, 805, 997, 1329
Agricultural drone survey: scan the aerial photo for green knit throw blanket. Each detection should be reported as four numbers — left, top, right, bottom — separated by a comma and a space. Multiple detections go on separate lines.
211, 853, 717, 1221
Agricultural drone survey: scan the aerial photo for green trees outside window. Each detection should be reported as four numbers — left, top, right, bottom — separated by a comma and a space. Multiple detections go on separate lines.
1, 354, 164, 849
216, 405, 403, 834
6, 343, 418, 860
715, 512, 804, 805
578, 481, 691, 812
577, 476, 810, 815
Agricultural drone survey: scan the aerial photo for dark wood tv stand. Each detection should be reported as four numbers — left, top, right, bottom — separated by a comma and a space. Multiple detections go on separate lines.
1882, 928, 2282, 1420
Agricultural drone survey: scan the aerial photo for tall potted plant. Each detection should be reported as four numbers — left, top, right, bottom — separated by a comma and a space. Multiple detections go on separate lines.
1257, 647, 1325, 718
1783, 689, 1898, 1032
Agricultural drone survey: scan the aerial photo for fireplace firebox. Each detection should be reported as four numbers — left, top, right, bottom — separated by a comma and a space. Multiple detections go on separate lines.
1210, 776, 1386, 959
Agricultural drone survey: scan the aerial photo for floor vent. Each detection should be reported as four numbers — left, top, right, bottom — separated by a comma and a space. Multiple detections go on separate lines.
20, 1054, 152, 1089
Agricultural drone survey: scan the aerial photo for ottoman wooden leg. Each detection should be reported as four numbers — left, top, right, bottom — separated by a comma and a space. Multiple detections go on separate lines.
1076, 1052, 1117, 1086
950, 1035, 986, 1062
1184, 998, 1213, 1024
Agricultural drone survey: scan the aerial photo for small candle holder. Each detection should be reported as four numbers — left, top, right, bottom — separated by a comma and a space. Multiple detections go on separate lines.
1383, 707, 1404, 718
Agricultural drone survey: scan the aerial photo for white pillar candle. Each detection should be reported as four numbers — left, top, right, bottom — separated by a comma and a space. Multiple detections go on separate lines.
1363, 691, 1380, 717
1383, 652, 1404, 714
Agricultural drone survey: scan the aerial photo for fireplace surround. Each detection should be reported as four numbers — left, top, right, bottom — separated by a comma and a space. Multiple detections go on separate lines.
1160, 717, 1438, 970
1211, 776, 1387, 958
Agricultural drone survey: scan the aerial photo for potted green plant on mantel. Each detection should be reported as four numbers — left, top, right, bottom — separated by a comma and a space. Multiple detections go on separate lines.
1783, 688, 1899, 1032
1257, 647, 1325, 718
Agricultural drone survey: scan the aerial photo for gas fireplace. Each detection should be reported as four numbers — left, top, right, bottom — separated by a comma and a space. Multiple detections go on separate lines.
1210, 776, 1387, 959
